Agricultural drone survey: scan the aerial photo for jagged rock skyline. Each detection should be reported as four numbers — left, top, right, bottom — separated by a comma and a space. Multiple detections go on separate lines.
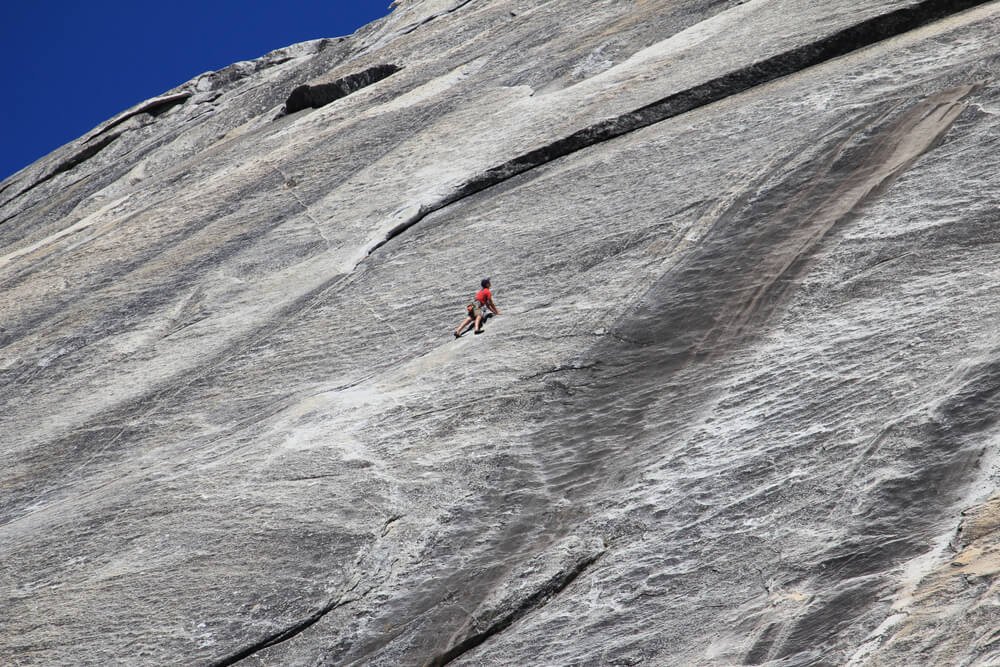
0, 2, 392, 182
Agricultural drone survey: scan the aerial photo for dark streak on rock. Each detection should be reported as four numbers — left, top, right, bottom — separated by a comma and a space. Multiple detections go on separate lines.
424, 550, 603, 667
774, 583, 881, 662
382, 514, 404, 536
0, 169, 99, 226
365, 0, 989, 259
521, 363, 598, 382
745, 622, 781, 665
752, 356, 1000, 663
282, 473, 343, 482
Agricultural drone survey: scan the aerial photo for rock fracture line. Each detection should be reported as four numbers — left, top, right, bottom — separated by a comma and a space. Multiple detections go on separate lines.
366, 0, 993, 259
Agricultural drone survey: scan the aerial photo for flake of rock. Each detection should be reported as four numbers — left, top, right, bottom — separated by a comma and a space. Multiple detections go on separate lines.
3, 1, 1000, 666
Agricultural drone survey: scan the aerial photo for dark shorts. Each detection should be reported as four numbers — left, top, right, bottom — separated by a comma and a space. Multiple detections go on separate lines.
467, 303, 482, 318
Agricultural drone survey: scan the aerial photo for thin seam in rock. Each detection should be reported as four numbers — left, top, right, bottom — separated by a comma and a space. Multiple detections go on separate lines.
397, 0, 480, 37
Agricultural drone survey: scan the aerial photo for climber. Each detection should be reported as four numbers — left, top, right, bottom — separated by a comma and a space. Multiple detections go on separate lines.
454, 277, 501, 337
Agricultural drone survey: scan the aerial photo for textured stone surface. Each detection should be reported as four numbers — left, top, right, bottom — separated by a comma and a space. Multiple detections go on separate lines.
3, 1, 1000, 665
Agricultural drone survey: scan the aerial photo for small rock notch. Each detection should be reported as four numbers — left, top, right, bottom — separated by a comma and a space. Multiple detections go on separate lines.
282, 64, 401, 114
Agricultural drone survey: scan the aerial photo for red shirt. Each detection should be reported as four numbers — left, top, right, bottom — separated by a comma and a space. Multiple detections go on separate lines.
476, 287, 492, 305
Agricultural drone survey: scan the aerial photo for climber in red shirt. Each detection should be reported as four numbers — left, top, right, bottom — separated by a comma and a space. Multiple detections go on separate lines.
454, 277, 501, 337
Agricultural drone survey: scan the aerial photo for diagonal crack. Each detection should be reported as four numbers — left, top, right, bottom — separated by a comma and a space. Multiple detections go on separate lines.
1, 94, 191, 210
364, 0, 992, 260
5, 134, 119, 204
207, 590, 361, 667
424, 549, 604, 667
88, 91, 191, 140
397, 0, 480, 37
208, 511, 408, 665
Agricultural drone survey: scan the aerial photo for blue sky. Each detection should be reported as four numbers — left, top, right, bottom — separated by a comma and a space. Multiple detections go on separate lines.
0, 1, 393, 182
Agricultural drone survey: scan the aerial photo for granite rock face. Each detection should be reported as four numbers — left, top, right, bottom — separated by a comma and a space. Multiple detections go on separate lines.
3, 1, 1000, 665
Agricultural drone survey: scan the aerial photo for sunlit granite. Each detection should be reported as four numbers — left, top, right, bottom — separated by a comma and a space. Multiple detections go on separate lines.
2, 1, 1000, 664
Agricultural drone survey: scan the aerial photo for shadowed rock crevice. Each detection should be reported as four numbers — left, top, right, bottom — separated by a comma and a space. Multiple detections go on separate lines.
463, 0, 991, 190
6, 134, 118, 203
282, 64, 402, 114
54, 136, 123, 174
89, 91, 192, 140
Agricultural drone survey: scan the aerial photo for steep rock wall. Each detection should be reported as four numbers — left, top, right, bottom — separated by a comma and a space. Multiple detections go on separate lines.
3, 1, 1000, 665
